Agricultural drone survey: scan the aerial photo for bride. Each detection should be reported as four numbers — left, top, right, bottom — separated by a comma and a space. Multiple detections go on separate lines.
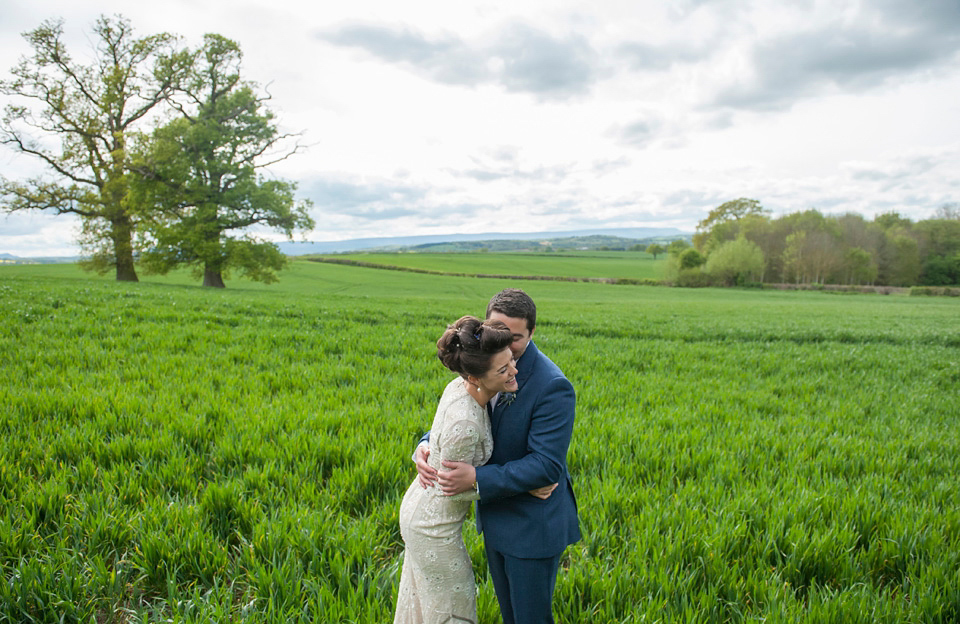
394, 316, 551, 624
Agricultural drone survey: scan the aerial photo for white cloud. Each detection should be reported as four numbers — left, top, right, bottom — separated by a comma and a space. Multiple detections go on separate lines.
0, 212, 80, 257
317, 20, 603, 100
1, 0, 959, 256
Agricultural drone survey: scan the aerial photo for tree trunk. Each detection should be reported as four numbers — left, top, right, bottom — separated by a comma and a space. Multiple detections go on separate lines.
203, 267, 226, 288
113, 216, 139, 282
115, 253, 138, 282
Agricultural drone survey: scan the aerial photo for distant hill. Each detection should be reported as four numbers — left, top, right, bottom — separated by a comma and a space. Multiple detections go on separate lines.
403, 234, 673, 253
2, 227, 690, 261
280, 227, 689, 255
0, 253, 81, 264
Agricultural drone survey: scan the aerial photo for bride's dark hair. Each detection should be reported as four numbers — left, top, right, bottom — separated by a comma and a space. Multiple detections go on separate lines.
437, 316, 513, 378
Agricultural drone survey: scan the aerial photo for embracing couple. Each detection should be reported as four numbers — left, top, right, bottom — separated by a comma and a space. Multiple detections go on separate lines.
394, 288, 580, 624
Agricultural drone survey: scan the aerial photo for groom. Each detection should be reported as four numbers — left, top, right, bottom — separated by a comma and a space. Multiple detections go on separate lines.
416, 288, 580, 624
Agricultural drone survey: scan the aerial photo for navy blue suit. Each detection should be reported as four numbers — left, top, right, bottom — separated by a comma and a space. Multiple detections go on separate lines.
476, 340, 580, 551
477, 340, 580, 623
419, 340, 579, 623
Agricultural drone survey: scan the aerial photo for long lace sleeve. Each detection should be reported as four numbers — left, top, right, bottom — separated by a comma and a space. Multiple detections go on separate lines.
438, 418, 484, 502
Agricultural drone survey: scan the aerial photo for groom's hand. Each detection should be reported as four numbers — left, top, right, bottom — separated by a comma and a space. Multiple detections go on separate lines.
529, 483, 558, 499
415, 443, 438, 489
438, 461, 476, 496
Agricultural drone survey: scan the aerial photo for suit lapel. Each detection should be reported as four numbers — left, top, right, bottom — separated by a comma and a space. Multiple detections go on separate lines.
491, 396, 503, 437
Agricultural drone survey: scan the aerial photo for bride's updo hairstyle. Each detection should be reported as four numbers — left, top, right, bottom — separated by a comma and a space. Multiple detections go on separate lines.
437, 316, 513, 378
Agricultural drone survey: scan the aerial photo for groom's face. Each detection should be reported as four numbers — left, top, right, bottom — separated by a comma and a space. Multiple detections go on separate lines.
488, 311, 534, 360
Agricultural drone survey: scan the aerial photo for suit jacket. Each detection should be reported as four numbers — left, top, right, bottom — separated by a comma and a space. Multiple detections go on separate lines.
475, 340, 581, 559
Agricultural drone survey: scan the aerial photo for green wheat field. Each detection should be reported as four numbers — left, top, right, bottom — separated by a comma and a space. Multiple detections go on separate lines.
2, 257, 958, 623
311, 250, 665, 280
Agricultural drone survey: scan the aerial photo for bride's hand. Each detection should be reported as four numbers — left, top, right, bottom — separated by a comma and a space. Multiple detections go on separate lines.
528, 483, 558, 500
415, 444, 438, 488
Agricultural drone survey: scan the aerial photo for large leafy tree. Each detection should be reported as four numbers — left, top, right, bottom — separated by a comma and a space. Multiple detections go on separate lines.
780, 210, 844, 284
132, 34, 313, 287
915, 215, 960, 285
844, 247, 878, 285
705, 237, 765, 286
0, 16, 190, 281
693, 198, 770, 252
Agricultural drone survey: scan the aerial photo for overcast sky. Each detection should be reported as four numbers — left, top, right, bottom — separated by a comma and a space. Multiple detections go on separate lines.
2, 0, 959, 256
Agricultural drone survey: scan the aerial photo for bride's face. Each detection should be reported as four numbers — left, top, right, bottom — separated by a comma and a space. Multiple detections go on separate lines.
478, 347, 518, 394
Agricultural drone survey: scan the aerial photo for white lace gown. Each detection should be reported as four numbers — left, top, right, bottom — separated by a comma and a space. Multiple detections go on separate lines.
394, 378, 493, 624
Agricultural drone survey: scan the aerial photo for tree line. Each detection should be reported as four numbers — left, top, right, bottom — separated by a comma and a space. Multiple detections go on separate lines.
662, 198, 960, 288
1, 15, 314, 287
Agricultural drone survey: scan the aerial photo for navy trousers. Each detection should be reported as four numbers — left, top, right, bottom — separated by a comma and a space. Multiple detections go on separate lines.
485, 543, 563, 624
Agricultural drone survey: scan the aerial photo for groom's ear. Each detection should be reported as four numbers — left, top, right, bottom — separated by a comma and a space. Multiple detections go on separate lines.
528, 325, 536, 339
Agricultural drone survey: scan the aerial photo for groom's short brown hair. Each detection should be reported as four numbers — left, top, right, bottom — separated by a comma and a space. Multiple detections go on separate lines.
486, 288, 536, 331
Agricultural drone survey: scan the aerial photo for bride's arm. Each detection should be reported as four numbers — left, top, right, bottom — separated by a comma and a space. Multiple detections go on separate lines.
437, 418, 484, 502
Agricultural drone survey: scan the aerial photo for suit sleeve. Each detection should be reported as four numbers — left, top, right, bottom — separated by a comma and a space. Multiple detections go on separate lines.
474, 375, 575, 501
